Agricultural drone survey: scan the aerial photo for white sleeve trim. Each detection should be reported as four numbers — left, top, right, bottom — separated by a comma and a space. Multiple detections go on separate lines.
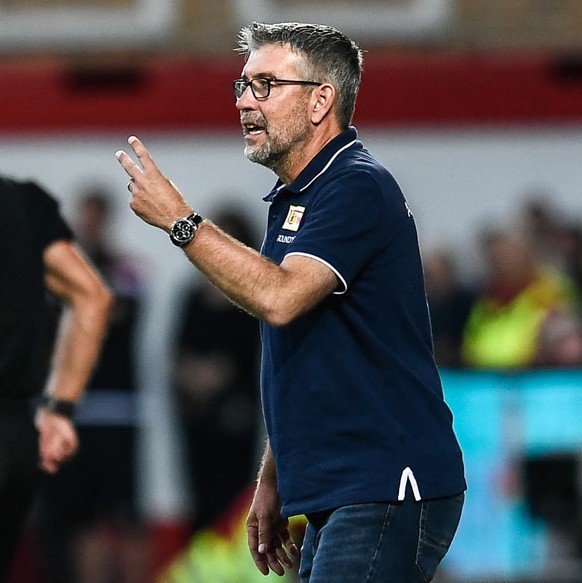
284, 251, 348, 295
398, 467, 422, 501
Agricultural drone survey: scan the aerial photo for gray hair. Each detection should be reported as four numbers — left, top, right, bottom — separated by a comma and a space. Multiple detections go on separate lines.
236, 22, 364, 129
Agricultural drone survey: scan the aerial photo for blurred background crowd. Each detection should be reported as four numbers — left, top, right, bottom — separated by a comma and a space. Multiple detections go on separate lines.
2, 1, 582, 582
425, 195, 582, 370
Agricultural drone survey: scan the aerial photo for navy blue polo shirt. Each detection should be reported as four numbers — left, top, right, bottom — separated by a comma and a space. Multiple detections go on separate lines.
260, 127, 466, 518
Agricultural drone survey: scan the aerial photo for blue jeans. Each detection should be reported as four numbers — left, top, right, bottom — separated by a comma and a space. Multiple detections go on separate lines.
299, 493, 464, 583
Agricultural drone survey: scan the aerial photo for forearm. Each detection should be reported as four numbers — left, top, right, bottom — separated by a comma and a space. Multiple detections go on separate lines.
182, 220, 296, 325
117, 138, 337, 325
45, 296, 110, 403
256, 439, 278, 490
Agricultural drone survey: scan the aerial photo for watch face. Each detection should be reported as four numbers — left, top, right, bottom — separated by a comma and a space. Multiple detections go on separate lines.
171, 218, 195, 245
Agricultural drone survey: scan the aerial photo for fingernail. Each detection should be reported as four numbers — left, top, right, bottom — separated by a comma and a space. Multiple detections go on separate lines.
258, 543, 267, 554
128, 136, 137, 144
115, 151, 123, 159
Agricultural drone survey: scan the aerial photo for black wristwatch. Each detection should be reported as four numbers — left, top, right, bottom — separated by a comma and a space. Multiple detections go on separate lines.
38, 395, 76, 419
169, 213, 203, 247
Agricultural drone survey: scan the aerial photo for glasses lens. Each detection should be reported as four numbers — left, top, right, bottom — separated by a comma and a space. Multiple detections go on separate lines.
250, 78, 270, 99
233, 78, 272, 99
234, 80, 246, 99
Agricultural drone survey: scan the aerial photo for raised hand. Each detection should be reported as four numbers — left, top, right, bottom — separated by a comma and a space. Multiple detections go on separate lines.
115, 136, 193, 230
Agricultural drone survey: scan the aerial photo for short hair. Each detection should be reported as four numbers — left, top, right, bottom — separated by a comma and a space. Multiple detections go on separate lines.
236, 22, 364, 129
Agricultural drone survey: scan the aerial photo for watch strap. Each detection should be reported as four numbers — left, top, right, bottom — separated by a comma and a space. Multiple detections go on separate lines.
38, 395, 76, 419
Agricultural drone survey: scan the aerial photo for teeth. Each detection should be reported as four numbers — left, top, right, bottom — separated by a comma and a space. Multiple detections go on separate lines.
245, 125, 263, 134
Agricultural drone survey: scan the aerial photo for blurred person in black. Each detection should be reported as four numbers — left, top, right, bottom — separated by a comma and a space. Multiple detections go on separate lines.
423, 249, 475, 368
37, 188, 149, 583
520, 193, 566, 270
172, 206, 262, 533
560, 224, 582, 299
0, 176, 111, 582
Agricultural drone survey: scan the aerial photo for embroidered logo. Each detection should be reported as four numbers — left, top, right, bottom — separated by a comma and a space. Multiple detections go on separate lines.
282, 205, 305, 232
404, 200, 413, 217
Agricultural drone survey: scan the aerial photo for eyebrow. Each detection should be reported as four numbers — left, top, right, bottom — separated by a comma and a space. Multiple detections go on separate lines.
240, 71, 278, 80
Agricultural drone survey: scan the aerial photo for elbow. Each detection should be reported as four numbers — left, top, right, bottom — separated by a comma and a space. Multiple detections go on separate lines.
261, 302, 301, 328
94, 282, 114, 320
263, 312, 292, 328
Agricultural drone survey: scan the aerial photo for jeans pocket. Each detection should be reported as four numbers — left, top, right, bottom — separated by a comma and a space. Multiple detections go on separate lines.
415, 493, 464, 582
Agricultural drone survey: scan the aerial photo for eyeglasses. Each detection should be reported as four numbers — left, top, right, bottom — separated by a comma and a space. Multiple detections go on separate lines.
233, 77, 321, 100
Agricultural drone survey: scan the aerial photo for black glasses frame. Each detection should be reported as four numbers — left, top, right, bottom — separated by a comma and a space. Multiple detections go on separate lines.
233, 77, 321, 100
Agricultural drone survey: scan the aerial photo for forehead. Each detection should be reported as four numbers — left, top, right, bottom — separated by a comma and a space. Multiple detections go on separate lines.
241, 44, 304, 78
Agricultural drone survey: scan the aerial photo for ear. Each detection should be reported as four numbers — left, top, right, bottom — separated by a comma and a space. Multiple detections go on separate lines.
310, 83, 335, 124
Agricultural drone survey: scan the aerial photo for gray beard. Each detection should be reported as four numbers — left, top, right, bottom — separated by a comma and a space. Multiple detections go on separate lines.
244, 142, 271, 165
243, 116, 310, 179
244, 142, 285, 175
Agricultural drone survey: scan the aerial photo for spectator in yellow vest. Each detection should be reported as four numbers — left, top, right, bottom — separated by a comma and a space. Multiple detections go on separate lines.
462, 230, 577, 369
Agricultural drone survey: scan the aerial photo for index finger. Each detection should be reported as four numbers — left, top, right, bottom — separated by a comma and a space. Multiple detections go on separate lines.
115, 149, 143, 180
279, 528, 299, 558
247, 524, 270, 575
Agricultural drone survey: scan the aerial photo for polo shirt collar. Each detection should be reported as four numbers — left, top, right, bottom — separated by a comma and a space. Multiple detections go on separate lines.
263, 126, 359, 202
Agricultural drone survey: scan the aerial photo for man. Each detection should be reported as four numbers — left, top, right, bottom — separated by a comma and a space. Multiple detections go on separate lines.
116, 21, 466, 583
0, 176, 112, 581
36, 189, 148, 583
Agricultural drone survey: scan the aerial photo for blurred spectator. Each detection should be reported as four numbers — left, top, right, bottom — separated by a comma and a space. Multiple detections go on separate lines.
423, 249, 475, 367
461, 230, 578, 369
520, 192, 566, 270
37, 187, 149, 583
520, 192, 582, 295
560, 224, 582, 296
535, 309, 582, 368
172, 207, 262, 534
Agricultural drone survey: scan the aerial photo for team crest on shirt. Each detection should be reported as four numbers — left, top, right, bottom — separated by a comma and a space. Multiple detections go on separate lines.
282, 205, 305, 232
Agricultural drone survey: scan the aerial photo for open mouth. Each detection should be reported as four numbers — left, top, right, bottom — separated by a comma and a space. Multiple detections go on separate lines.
242, 118, 266, 136
244, 124, 264, 136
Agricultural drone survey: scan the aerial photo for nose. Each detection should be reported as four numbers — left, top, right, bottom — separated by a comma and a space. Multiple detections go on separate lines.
235, 85, 256, 110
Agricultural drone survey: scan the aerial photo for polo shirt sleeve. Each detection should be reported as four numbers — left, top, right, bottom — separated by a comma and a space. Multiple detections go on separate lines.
285, 169, 400, 293
23, 181, 74, 248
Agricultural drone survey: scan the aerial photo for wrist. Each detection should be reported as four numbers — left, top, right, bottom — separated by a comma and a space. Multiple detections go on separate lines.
169, 213, 203, 247
37, 395, 76, 419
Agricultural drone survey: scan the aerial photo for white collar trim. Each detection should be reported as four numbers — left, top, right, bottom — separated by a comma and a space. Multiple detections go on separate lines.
299, 139, 358, 192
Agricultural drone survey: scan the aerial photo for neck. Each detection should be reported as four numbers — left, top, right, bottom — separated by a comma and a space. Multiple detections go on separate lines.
277, 124, 343, 184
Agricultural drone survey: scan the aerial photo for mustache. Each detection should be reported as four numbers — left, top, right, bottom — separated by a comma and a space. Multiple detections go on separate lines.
240, 114, 267, 127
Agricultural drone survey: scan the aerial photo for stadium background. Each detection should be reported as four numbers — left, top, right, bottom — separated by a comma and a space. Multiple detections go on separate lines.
2, 1, 582, 582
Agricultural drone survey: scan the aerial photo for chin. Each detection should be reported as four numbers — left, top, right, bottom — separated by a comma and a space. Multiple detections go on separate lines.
245, 146, 270, 166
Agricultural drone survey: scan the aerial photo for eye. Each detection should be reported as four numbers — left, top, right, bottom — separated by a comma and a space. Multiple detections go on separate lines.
253, 78, 270, 91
